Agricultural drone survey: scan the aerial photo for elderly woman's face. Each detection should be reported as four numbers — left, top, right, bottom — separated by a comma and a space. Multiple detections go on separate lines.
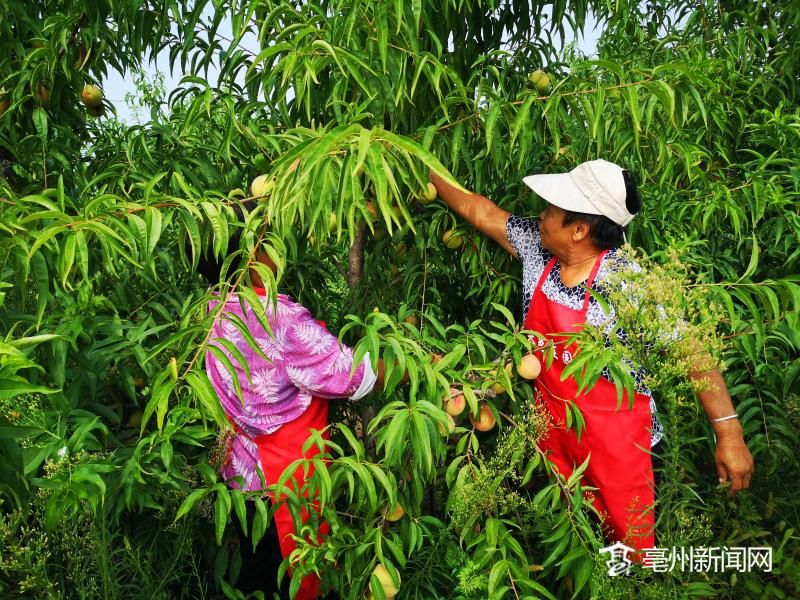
538, 204, 572, 254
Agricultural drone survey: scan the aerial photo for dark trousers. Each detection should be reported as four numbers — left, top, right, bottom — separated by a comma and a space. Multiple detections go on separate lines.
232, 511, 340, 599
232, 503, 288, 599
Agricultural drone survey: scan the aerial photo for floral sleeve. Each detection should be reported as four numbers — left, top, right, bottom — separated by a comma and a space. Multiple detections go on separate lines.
284, 313, 376, 399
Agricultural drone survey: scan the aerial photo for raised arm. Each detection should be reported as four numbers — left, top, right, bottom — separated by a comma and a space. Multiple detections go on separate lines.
429, 170, 516, 257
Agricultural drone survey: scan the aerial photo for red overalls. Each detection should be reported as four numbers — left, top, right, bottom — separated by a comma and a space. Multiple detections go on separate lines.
254, 395, 330, 599
524, 252, 655, 551
239, 288, 331, 599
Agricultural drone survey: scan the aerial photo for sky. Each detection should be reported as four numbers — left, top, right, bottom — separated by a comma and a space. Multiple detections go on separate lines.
104, 10, 601, 123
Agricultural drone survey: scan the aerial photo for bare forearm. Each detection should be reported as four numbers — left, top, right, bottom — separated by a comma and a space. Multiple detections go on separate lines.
376, 358, 386, 386
429, 170, 514, 255
375, 358, 409, 386
690, 364, 754, 494
690, 368, 743, 440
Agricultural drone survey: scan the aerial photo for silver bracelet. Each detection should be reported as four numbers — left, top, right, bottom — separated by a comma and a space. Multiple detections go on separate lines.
710, 413, 738, 424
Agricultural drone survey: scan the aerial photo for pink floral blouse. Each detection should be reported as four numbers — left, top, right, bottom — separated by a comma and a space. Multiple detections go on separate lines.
206, 291, 375, 491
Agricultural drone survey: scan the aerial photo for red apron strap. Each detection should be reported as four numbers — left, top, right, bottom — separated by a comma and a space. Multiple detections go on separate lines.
525, 257, 557, 325
581, 250, 609, 312
536, 257, 558, 295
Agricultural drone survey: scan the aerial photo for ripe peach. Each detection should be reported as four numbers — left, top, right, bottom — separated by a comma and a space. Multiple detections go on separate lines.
517, 354, 542, 380
444, 388, 465, 416
489, 362, 513, 394
419, 182, 437, 204
469, 404, 496, 432
383, 503, 405, 522
529, 69, 551, 92
371, 563, 399, 598
250, 174, 273, 197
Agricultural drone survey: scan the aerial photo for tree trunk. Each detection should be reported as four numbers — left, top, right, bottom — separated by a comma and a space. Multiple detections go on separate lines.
347, 223, 365, 289
347, 223, 376, 453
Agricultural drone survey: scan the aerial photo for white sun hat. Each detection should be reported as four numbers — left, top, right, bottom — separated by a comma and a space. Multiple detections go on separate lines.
522, 159, 635, 226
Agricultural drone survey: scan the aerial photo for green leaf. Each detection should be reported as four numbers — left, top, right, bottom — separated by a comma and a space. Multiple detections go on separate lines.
590, 84, 605, 141
737, 234, 760, 282
30, 251, 50, 328
58, 234, 76, 288
490, 302, 516, 329
141, 372, 175, 434
214, 486, 231, 546
648, 79, 676, 127
33, 107, 48, 142
624, 85, 641, 147
488, 559, 509, 594
0, 378, 54, 401
251, 497, 268, 550
144, 206, 163, 256
185, 370, 228, 429
0, 425, 45, 439
72, 465, 106, 496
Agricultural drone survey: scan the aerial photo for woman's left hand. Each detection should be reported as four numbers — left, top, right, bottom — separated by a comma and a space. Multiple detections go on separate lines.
714, 433, 754, 496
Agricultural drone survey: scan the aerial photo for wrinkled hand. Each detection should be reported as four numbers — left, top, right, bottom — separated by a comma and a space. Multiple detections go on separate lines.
715, 434, 754, 496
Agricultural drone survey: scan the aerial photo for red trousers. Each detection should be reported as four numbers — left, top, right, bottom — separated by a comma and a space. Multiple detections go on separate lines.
255, 396, 330, 600
536, 389, 656, 552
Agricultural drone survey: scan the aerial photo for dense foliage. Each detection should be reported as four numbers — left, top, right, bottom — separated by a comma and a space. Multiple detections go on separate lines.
1, 0, 798, 598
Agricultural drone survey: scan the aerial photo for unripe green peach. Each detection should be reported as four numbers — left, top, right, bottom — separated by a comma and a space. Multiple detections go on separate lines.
81, 84, 103, 108
250, 174, 274, 197
442, 230, 463, 249
418, 182, 437, 204
529, 69, 551, 92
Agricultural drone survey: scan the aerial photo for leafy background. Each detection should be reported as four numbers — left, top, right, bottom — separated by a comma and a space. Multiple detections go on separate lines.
1, 0, 798, 598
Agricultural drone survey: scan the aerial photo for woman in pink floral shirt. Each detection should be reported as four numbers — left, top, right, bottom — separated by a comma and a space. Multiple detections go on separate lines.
207, 290, 376, 492
199, 213, 378, 599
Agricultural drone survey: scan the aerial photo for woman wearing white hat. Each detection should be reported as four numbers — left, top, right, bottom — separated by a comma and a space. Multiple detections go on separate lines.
429, 160, 753, 552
